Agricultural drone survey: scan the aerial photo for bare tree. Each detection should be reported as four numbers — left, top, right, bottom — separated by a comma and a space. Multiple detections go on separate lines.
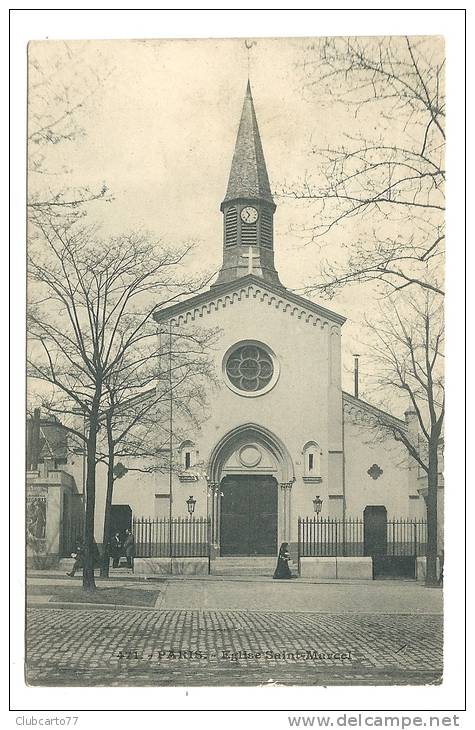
96, 326, 216, 578
27, 218, 211, 590
363, 292, 444, 586
281, 36, 445, 585
28, 41, 113, 221
283, 36, 444, 298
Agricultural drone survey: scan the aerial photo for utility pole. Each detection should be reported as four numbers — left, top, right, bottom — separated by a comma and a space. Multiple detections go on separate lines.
353, 354, 360, 399
168, 319, 173, 570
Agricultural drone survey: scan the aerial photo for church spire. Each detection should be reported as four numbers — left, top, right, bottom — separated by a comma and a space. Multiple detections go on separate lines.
222, 81, 274, 207
214, 82, 283, 289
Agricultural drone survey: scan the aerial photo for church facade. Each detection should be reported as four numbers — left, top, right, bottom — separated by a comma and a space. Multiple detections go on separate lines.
146, 82, 429, 559
27, 82, 440, 574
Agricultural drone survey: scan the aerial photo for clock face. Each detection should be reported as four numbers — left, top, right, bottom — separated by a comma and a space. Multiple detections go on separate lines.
240, 206, 259, 224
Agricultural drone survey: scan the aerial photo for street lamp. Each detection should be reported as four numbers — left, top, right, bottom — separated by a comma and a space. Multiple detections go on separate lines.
186, 495, 196, 515
312, 495, 323, 515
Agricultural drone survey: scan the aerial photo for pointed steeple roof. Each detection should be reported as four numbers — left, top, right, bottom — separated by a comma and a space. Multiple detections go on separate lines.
222, 81, 274, 206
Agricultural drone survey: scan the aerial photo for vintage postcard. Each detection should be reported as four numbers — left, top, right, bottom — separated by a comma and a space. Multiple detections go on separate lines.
25, 34, 445, 690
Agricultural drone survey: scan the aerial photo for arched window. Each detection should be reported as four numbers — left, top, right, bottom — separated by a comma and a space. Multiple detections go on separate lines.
179, 440, 195, 470
302, 441, 322, 483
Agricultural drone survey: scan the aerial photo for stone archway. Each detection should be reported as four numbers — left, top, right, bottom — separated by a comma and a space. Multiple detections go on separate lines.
207, 423, 294, 556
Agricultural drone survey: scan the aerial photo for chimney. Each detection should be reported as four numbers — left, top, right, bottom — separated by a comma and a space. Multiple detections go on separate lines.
28, 408, 41, 471
404, 407, 418, 436
26, 417, 34, 471
353, 354, 360, 399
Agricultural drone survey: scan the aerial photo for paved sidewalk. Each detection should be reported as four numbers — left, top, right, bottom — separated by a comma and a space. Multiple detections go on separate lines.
157, 577, 442, 614
27, 573, 443, 615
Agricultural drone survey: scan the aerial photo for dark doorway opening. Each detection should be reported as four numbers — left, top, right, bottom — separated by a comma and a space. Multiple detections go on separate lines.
363, 505, 388, 557
110, 504, 132, 542
364, 506, 416, 579
373, 555, 416, 579
220, 475, 278, 556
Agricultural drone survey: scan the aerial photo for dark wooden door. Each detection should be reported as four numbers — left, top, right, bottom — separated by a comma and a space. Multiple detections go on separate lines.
220, 477, 250, 556
110, 504, 132, 541
220, 475, 278, 556
363, 506, 387, 556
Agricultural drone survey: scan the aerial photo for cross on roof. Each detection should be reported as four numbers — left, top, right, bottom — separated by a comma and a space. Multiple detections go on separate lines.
242, 246, 258, 274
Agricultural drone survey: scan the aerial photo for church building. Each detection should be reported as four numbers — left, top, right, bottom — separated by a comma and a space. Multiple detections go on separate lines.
27, 82, 440, 579
148, 82, 431, 565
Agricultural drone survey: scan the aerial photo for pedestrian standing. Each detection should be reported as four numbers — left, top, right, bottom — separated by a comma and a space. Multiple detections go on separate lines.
110, 531, 122, 568
273, 542, 292, 579
123, 528, 135, 570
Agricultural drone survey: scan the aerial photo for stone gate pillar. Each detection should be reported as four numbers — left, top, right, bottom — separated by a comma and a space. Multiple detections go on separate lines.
280, 481, 293, 543
208, 481, 220, 557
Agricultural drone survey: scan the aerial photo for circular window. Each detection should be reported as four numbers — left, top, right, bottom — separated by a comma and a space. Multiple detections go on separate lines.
223, 341, 279, 397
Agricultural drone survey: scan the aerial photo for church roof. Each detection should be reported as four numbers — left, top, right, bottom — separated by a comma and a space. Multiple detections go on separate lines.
153, 274, 346, 326
222, 81, 274, 206
342, 391, 407, 429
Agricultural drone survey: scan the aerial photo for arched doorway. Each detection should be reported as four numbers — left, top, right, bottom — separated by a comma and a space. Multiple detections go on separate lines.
220, 475, 278, 556
207, 423, 294, 557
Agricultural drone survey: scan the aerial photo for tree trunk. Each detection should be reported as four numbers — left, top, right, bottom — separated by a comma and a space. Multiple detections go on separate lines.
82, 406, 99, 591
100, 422, 115, 578
425, 438, 439, 587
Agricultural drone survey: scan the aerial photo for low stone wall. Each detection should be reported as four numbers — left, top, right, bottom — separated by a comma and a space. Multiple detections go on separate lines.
27, 555, 61, 570
134, 558, 209, 576
416, 557, 441, 582
300, 557, 336, 579
300, 556, 373, 580
336, 557, 373, 579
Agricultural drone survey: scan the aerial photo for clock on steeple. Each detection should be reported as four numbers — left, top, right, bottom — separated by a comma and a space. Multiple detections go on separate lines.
213, 81, 283, 288
240, 206, 259, 224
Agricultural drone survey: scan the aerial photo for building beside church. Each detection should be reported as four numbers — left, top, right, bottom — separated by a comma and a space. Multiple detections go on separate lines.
26, 82, 442, 577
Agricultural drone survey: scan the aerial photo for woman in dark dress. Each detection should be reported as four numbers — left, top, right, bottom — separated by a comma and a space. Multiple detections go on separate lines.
273, 542, 292, 579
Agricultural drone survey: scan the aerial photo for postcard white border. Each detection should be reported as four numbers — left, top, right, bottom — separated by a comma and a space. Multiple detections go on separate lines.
8, 5, 468, 721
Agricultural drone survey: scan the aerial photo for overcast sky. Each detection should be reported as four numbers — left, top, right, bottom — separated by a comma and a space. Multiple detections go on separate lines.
29, 37, 415, 404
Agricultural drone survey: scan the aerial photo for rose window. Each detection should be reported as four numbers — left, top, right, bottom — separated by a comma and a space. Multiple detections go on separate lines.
225, 344, 274, 393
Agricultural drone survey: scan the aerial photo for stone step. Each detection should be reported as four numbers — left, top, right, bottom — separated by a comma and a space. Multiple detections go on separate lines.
211, 557, 298, 577
213, 557, 277, 564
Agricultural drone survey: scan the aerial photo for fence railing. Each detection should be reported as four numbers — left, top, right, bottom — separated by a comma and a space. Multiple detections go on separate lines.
298, 517, 427, 559
133, 516, 211, 558
61, 517, 84, 556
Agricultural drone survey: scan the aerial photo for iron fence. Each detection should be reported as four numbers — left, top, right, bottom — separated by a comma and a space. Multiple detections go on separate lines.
133, 516, 211, 558
61, 515, 84, 556
298, 517, 427, 558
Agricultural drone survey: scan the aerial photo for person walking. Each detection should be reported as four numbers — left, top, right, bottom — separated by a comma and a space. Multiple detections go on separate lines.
67, 540, 100, 576
273, 542, 292, 579
67, 542, 84, 577
123, 528, 135, 570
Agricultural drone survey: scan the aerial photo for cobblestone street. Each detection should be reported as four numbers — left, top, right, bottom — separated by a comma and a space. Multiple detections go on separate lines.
26, 606, 443, 687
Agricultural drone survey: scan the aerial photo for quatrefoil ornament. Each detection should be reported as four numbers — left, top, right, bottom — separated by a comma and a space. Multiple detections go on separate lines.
367, 463, 383, 480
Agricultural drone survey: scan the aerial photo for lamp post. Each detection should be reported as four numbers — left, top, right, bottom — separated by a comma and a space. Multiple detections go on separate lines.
186, 495, 196, 515
313, 495, 323, 516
